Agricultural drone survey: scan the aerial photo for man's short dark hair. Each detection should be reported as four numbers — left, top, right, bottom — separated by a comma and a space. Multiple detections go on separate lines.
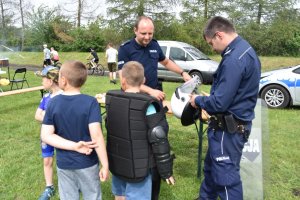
134, 16, 153, 29
203, 16, 236, 39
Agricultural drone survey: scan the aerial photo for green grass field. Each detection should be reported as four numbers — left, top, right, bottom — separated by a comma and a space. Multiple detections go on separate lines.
0, 53, 299, 199
1, 51, 300, 72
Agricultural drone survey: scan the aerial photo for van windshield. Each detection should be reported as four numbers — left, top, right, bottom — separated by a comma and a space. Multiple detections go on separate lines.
184, 47, 209, 60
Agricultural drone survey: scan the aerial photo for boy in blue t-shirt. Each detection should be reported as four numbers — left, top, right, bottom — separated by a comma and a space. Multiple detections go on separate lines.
41, 61, 109, 200
109, 61, 175, 200
35, 66, 62, 200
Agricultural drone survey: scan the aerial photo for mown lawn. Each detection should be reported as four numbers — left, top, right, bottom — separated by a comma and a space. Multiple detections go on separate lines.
0, 53, 299, 199
1, 51, 300, 71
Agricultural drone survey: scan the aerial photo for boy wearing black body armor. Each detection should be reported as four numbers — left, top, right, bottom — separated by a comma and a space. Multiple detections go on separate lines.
105, 61, 175, 200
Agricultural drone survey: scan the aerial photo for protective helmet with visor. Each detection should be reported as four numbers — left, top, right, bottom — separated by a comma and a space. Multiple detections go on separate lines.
171, 76, 200, 126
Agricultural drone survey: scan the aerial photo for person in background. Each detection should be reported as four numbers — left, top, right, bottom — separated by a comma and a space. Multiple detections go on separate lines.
35, 66, 62, 200
41, 61, 109, 200
190, 16, 261, 200
50, 47, 60, 65
105, 43, 118, 84
117, 15, 191, 200
43, 44, 51, 67
87, 48, 99, 65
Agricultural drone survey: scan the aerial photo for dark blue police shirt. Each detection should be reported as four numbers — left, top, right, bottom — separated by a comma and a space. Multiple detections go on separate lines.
118, 38, 166, 89
195, 36, 261, 122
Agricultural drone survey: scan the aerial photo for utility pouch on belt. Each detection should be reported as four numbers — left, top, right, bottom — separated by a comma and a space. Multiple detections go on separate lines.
224, 114, 238, 134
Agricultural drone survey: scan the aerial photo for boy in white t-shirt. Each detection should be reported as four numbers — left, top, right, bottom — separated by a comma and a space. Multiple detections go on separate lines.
105, 43, 118, 84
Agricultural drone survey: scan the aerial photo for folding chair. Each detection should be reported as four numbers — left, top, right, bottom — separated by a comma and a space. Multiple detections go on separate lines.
10, 68, 29, 90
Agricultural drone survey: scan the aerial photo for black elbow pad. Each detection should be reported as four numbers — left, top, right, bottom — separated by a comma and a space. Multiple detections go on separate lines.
148, 126, 174, 179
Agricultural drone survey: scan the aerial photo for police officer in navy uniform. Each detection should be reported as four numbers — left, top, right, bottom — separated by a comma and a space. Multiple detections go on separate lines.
118, 16, 191, 200
118, 16, 191, 101
190, 16, 261, 200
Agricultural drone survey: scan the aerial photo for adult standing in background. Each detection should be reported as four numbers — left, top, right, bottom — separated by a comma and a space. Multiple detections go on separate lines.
50, 47, 60, 64
43, 44, 51, 67
117, 15, 191, 200
190, 16, 261, 200
105, 43, 118, 84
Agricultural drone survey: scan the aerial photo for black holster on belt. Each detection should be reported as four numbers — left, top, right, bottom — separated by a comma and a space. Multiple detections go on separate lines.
209, 114, 247, 135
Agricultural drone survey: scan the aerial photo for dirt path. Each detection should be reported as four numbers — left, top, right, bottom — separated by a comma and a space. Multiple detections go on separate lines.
7, 64, 108, 76
9, 64, 41, 71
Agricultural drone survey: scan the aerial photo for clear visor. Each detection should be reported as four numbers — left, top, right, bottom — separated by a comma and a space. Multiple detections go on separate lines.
179, 76, 200, 94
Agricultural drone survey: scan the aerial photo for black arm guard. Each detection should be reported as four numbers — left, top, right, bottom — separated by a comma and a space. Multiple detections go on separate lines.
148, 126, 174, 179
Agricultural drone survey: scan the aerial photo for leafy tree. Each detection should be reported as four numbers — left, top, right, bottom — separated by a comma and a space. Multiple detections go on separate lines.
50, 17, 74, 51
1, 0, 300, 56
60, 0, 102, 27
13, 0, 32, 50
178, 0, 229, 54
181, 0, 225, 19
224, 0, 296, 25
264, 8, 300, 56
101, 18, 129, 47
63, 19, 105, 52
0, 0, 14, 42
239, 7, 300, 56
106, 0, 178, 38
25, 6, 60, 50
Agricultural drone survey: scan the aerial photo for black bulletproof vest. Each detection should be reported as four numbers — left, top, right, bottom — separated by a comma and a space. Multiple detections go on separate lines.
105, 90, 163, 182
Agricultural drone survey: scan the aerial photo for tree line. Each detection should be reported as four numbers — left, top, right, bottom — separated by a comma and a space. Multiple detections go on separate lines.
0, 0, 300, 56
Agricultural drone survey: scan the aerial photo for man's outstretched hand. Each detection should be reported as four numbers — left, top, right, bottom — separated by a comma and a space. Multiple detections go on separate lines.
182, 72, 191, 82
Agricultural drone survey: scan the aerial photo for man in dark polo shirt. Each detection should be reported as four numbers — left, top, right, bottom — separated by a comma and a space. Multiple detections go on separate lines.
118, 16, 191, 101
118, 16, 191, 200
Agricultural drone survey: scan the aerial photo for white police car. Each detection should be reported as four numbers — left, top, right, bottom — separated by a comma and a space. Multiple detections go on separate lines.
259, 65, 300, 108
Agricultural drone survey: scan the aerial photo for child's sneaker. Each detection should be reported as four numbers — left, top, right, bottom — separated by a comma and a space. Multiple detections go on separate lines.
38, 185, 55, 200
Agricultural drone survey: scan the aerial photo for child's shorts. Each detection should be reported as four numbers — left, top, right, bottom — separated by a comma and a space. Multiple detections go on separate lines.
41, 141, 54, 158
108, 62, 117, 72
112, 173, 152, 200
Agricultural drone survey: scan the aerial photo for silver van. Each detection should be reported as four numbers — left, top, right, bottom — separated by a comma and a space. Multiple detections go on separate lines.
158, 40, 219, 84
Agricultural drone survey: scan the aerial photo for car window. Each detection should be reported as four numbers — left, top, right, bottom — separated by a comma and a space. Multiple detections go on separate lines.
160, 46, 167, 55
170, 47, 186, 61
186, 54, 193, 61
184, 47, 209, 60
293, 67, 300, 74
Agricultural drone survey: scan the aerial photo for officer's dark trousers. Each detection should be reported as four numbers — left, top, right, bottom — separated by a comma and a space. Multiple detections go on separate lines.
199, 127, 248, 200
151, 99, 168, 200
151, 167, 161, 200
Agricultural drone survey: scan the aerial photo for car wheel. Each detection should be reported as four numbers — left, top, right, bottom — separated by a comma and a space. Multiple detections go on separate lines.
190, 71, 203, 85
261, 85, 290, 108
